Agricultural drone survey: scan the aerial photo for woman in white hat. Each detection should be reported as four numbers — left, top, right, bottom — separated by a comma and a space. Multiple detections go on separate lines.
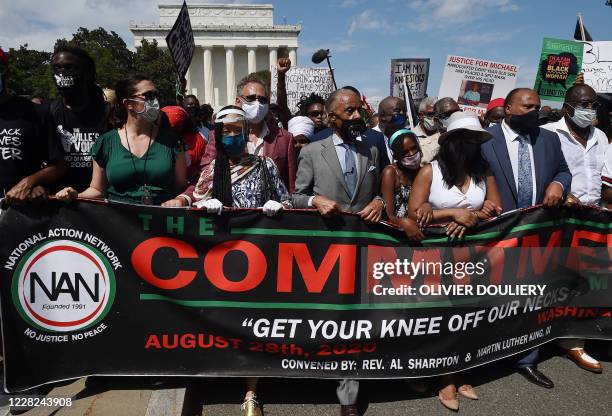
407, 111, 503, 410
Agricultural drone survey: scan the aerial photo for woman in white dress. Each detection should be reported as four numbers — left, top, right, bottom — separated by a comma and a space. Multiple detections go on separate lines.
407, 112, 502, 410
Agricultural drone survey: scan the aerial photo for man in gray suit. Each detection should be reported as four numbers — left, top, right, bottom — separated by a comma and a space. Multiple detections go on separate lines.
292, 88, 385, 416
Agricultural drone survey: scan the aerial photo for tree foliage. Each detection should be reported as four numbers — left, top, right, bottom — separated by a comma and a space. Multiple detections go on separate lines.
133, 39, 176, 99
6, 27, 177, 99
5, 45, 55, 98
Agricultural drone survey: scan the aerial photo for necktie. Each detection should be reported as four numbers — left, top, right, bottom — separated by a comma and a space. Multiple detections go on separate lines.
343, 143, 357, 196
517, 135, 533, 208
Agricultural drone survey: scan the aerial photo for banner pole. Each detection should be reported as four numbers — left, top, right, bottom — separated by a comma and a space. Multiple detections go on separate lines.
402, 72, 415, 128
578, 12, 586, 41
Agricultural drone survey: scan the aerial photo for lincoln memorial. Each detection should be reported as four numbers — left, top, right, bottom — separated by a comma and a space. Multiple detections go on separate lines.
130, 3, 301, 108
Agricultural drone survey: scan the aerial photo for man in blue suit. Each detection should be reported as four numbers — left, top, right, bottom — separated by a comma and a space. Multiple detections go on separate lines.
481, 87, 571, 389
311, 86, 391, 172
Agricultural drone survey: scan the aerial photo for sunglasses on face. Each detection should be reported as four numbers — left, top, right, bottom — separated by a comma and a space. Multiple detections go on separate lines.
132, 91, 160, 101
240, 94, 269, 105
436, 109, 459, 120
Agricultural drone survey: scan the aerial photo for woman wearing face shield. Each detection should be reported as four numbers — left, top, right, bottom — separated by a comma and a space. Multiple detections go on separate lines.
164, 105, 290, 416
166, 106, 292, 213
56, 74, 187, 205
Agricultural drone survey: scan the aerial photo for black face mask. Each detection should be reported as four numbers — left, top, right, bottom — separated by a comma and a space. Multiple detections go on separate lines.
508, 109, 539, 135
339, 118, 367, 141
53, 70, 81, 91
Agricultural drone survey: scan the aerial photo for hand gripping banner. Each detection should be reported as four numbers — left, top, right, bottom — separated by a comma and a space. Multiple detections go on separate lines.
1, 200, 611, 392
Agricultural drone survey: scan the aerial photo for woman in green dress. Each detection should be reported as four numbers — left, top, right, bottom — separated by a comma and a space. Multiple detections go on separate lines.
56, 74, 187, 205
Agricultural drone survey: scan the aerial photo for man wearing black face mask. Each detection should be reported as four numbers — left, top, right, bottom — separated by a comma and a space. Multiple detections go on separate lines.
481, 88, 571, 388
45, 46, 109, 192
311, 86, 390, 171
292, 88, 383, 416
0, 47, 66, 206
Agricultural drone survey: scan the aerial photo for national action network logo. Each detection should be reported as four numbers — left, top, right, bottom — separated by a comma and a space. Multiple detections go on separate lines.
12, 240, 116, 332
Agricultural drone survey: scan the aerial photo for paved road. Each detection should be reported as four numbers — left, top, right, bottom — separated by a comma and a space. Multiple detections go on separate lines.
2, 341, 612, 415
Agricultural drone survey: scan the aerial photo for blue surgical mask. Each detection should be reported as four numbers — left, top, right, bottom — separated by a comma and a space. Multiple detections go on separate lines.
221, 133, 246, 156
390, 113, 407, 126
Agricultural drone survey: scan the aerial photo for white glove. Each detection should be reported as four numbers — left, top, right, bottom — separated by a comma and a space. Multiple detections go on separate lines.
195, 198, 223, 215
262, 200, 283, 216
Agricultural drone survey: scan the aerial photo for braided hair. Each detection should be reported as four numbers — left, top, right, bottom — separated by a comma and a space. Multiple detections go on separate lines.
211, 105, 278, 207
211, 106, 237, 206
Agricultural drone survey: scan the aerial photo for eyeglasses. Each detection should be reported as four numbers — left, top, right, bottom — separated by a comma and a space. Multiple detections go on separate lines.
131, 91, 160, 101
569, 100, 600, 110
436, 109, 460, 120
240, 94, 269, 105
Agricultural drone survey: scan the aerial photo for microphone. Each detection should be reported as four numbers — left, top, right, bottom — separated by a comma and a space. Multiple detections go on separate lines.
312, 49, 330, 64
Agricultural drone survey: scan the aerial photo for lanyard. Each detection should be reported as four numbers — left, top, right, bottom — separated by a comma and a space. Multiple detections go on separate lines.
123, 125, 153, 204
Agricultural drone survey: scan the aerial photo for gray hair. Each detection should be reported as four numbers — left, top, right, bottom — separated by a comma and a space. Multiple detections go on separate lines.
418, 96, 437, 113
236, 74, 269, 97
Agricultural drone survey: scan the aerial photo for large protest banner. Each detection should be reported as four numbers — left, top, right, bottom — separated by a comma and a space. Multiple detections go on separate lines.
1, 201, 611, 392
165, 1, 195, 79
581, 40, 612, 93
437, 56, 519, 116
534, 38, 583, 102
271, 67, 335, 114
389, 59, 430, 106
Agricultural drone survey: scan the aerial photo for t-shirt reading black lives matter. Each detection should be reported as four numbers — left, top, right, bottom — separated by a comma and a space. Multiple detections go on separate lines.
0, 95, 63, 195
46, 97, 109, 191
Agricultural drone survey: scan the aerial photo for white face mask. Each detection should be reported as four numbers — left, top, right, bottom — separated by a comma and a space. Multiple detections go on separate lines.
242, 100, 269, 124
570, 106, 597, 128
131, 98, 160, 124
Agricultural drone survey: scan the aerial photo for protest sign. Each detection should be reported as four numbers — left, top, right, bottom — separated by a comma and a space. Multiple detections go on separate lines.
1, 201, 611, 392
534, 38, 583, 101
165, 1, 195, 79
438, 55, 519, 115
271, 66, 335, 114
389, 59, 430, 106
581, 41, 612, 93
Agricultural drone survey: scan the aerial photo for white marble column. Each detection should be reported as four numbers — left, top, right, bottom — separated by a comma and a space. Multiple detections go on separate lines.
225, 47, 236, 105
247, 47, 257, 74
288, 48, 297, 66
268, 47, 278, 70
203, 47, 213, 105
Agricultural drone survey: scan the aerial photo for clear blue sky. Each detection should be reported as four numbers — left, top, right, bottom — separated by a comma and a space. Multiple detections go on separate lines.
1, 0, 611, 106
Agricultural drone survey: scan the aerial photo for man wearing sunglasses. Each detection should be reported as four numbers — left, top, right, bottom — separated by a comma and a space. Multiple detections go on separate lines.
194, 73, 296, 193
45, 46, 109, 192
433, 97, 461, 133
413, 96, 441, 165
542, 84, 609, 374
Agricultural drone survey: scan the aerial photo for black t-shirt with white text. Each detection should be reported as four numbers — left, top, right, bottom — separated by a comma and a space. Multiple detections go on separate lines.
46, 95, 109, 191
0, 95, 63, 195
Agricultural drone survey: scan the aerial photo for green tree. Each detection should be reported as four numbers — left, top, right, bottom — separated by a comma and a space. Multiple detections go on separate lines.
55, 27, 133, 88
133, 39, 176, 100
6, 45, 56, 98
